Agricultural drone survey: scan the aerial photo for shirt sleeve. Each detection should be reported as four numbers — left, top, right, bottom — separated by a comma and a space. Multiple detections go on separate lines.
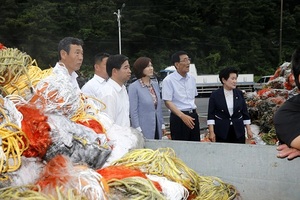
128, 84, 140, 128
207, 92, 216, 121
161, 78, 173, 101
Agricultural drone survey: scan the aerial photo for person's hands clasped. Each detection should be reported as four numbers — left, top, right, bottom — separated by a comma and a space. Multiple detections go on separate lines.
277, 144, 300, 160
180, 114, 195, 129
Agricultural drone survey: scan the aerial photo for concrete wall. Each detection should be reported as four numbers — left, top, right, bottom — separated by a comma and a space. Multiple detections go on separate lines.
145, 140, 300, 200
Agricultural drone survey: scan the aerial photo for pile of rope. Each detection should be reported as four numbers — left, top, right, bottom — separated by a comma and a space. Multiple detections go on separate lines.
0, 47, 53, 98
0, 48, 32, 86
0, 120, 29, 181
0, 45, 241, 199
0, 185, 85, 200
98, 165, 167, 199
112, 148, 238, 199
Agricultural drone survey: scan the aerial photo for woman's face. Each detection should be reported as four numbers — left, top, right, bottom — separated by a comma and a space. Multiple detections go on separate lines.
143, 62, 154, 77
223, 73, 237, 90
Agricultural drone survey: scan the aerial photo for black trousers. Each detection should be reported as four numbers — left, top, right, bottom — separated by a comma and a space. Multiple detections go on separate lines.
170, 111, 200, 141
216, 125, 245, 144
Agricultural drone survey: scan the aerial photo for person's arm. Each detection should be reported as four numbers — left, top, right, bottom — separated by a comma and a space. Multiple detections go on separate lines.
245, 124, 253, 139
128, 84, 140, 130
153, 81, 166, 136
208, 124, 215, 142
240, 90, 253, 139
162, 76, 195, 129
207, 92, 216, 142
164, 100, 195, 129
277, 144, 300, 160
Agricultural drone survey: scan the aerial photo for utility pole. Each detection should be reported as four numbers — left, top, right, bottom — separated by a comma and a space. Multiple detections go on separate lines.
114, 3, 125, 54
279, 0, 283, 64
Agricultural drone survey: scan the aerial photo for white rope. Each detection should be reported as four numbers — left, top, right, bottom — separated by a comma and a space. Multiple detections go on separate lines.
33, 72, 80, 118
146, 174, 189, 200
77, 168, 107, 200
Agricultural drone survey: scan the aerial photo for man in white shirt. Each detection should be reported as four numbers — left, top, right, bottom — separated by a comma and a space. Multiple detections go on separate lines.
52, 37, 84, 92
31, 37, 84, 117
57, 37, 83, 85
100, 54, 131, 127
81, 52, 110, 97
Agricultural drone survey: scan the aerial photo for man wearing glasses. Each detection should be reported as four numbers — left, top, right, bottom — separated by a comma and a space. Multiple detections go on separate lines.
162, 51, 200, 141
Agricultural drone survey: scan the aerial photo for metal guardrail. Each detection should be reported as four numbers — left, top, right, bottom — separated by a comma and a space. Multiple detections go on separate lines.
196, 83, 254, 94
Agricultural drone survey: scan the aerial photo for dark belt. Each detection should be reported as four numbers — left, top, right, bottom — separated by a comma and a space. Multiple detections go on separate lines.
181, 109, 196, 114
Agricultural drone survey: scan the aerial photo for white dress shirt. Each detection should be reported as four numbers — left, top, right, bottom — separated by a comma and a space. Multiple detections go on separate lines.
99, 78, 130, 127
224, 89, 234, 116
81, 74, 106, 98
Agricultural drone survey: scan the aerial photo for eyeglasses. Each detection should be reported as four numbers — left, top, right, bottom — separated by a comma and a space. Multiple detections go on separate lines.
179, 58, 191, 63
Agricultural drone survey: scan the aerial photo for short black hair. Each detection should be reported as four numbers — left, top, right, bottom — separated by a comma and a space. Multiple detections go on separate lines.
292, 47, 300, 89
106, 54, 129, 77
58, 37, 83, 60
219, 67, 238, 84
94, 52, 110, 64
171, 51, 188, 65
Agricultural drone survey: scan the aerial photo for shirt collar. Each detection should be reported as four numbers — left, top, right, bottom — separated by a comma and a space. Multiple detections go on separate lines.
71, 71, 78, 79
174, 70, 190, 80
107, 78, 125, 92
54, 62, 78, 78
139, 79, 152, 88
93, 74, 106, 83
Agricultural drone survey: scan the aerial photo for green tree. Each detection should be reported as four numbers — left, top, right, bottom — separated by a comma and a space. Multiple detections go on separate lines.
1, 0, 299, 78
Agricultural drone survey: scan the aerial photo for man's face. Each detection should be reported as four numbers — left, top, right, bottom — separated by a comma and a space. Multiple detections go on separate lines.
175, 54, 191, 76
61, 44, 83, 74
95, 57, 109, 79
115, 60, 131, 85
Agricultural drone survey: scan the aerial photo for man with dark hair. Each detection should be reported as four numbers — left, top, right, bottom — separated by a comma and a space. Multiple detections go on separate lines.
82, 52, 110, 97
56, 36, 84, 91
30, 37, 84, 116
274, 47, 300, 160
99, 54, 132, 127
162, 51, 200, 141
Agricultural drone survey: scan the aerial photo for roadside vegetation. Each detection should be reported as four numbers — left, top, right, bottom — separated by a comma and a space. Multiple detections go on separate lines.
1, 0, 299, 78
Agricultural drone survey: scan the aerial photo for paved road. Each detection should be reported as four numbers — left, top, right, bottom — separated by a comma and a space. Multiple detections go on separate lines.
162, 97, 209, 132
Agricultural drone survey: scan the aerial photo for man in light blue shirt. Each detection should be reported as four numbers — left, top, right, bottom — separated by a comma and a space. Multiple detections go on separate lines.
162, 51, 200, 141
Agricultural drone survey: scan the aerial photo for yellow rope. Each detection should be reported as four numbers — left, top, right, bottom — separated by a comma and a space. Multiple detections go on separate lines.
71, 94, 107, 133
0, 122, 29, 180
107, 176, 165, 200
0, 48, 32, 86
2, 60, 53, 97
0, 185, 88, 200
112, 147, 239, 199
112, 148, 201, 196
